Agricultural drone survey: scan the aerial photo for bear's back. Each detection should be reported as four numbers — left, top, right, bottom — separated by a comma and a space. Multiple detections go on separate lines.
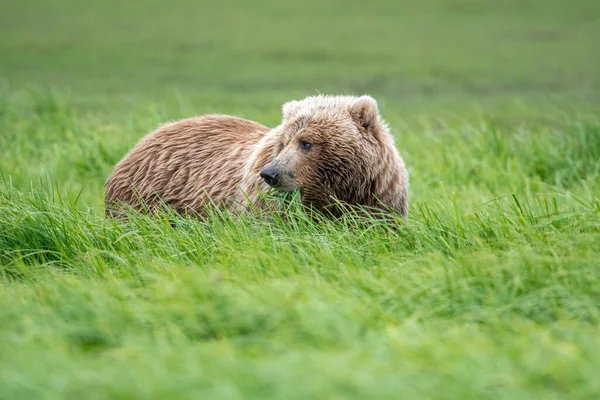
104, 115, 270, 217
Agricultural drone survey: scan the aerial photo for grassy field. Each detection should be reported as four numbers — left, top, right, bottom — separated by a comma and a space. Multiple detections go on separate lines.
1, 0, 600, 398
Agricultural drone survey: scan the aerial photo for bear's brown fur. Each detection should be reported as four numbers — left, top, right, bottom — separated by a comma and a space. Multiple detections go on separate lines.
104, 115, 270, 217
104, 95, 409, 218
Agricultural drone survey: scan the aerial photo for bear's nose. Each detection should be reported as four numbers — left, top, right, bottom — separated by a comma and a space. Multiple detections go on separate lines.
260, 166, 280, 187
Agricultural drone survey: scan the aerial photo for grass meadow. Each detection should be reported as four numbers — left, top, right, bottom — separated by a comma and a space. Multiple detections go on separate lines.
1, 0, 600, 398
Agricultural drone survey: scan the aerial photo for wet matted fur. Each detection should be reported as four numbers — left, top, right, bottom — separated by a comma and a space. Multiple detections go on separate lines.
104, 95, 409, 218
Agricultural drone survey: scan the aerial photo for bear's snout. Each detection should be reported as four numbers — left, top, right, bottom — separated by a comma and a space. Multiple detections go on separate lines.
260, 166, 280, 187
260, 164, 300, 192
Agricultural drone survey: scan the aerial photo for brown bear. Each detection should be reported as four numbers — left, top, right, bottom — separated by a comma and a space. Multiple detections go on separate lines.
104, 95, 409, 218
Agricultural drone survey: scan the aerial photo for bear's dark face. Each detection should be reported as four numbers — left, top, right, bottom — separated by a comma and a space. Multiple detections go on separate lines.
259, 97, 383, 212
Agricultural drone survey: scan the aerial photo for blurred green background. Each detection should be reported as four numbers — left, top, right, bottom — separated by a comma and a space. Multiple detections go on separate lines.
2, 0, 599, 111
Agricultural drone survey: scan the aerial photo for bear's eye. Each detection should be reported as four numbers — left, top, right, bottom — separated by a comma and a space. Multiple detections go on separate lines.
299, 139, 313, 151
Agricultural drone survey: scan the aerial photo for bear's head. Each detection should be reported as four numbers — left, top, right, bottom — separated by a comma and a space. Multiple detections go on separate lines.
247, 95, 408, 217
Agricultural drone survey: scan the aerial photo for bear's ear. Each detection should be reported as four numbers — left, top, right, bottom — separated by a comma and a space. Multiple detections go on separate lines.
282, 100, 299, 120
349, 95, 379, 130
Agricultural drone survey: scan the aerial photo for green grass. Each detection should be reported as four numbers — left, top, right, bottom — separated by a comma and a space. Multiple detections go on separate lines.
1, 0, 600, 398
